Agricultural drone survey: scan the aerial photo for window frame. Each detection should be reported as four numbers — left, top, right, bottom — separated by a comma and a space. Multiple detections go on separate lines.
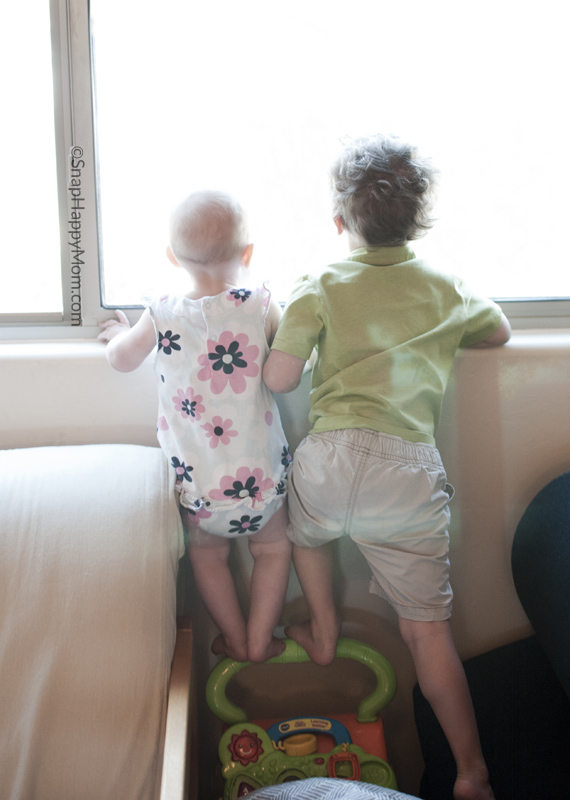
0, 0, 105, 340
1, 0, 568, 341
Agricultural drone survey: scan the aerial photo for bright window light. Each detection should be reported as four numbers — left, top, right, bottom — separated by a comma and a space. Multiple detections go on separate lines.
91, 1, 568, 306
1, 1, 62, 315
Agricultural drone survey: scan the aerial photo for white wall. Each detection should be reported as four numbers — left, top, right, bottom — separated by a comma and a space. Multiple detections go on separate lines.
1, 332, 569, 796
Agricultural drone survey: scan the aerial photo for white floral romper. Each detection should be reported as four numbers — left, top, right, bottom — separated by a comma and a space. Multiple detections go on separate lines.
146, 285, 290, 538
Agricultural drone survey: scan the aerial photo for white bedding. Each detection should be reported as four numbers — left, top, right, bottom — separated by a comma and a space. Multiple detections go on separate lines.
247, 778, 420, 799
0, 444, 184, 800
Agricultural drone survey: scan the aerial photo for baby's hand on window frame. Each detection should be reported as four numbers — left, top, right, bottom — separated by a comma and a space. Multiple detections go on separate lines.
97, 309, 131, 343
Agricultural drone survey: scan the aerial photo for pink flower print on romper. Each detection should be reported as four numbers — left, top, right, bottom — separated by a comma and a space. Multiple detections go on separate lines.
210, 467, 273, 506
172, 387, 205, 421
197, 331, 259, 394
201, 416, 238, 449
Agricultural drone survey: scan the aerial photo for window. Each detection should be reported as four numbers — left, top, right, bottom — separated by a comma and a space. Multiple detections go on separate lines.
2, 0, 101, 337
1, 0, 62, 319
91, 0, 570, 319
2, 0, 569, 337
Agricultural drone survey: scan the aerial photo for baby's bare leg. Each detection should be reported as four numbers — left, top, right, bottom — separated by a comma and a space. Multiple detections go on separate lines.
246, 502, 291, 663
285, 542, 341, 666
187, 525, 248, 663
399, 618, 494, 800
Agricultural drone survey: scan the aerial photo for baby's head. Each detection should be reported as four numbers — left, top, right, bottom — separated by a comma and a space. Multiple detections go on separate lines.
330, 134, 438, 247
169, 190, 249, 266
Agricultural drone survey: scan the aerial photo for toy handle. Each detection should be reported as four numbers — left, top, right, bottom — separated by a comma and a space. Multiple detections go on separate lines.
206, 637, 397, 725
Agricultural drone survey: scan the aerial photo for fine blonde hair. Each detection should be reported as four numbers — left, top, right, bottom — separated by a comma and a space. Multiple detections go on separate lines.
169, 190, 249, 265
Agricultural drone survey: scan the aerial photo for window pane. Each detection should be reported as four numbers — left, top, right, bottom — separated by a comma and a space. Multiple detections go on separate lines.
92, 0, 569, 306
1, 2, 62, 315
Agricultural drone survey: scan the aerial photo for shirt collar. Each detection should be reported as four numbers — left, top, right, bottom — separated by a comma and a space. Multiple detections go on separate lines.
346, 244, 417, 266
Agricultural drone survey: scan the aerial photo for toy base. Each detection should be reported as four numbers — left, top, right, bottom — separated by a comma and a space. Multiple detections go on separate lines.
218, 721, 397, 800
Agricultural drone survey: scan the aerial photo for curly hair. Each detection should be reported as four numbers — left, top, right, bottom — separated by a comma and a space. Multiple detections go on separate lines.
169, 190, 249, 266
330, 134, 438, 247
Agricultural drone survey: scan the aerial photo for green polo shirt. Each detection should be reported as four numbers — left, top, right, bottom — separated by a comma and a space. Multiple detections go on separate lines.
271, 245, 503, 445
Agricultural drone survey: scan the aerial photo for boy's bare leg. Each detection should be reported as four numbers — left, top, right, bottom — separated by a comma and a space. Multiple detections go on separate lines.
399, 618, 494, 800
187, 525, 248, 663
246, 502, 292, 663
285, 542, 341, 666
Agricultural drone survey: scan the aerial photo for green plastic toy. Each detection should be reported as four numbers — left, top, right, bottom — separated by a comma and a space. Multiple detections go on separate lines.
206, 637, 398, 798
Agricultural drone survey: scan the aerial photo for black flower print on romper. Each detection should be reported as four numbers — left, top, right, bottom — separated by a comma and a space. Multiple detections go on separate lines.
281, 446, 292, 468
223, 475, 260, 500
158, 330, 181, 355
171, 457, 193, 483
209, 340, 248, 375
229, 515, 263, 535
229, 288, 252, 304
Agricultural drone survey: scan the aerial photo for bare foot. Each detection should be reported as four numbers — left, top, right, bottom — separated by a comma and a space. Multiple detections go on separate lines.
284, 619, 340, 666
211, 633, 248, 663
454, 775, 495, 800
247, 635, 286, 664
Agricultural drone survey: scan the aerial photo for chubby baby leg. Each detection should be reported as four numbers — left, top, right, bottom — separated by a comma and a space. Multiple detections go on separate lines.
187, 523, 248, 663
246, 502, 292, 663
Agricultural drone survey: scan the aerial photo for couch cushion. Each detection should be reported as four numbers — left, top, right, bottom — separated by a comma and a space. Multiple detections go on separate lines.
0, 444, 184, 800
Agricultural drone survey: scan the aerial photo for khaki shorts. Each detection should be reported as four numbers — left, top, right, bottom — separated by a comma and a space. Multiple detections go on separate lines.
287, 429, 454, 621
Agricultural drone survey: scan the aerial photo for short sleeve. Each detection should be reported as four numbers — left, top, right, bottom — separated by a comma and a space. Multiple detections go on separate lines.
457, 280, 504, 348
271, 276, 323, 360
141, 293, 161, 320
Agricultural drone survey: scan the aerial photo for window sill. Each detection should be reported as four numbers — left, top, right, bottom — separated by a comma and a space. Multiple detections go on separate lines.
1, 328, 570, 361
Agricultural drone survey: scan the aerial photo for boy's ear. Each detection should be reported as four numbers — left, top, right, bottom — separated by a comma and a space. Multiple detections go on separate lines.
333, 215, 345, 235
241, 243, 254, 267
166, 246, 180, 267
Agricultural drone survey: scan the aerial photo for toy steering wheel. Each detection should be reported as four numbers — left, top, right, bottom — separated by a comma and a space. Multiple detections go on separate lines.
265, 716, 353, 749
206, 637, 397, 725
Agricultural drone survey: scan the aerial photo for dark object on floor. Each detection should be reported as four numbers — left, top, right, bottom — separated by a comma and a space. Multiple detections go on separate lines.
512, 470, 570, 700
413, 635, 570, 800
414, 470, 570, 800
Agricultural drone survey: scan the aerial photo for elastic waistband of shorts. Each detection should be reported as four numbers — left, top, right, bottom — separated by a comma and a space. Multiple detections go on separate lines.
313, 429, 444, 469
